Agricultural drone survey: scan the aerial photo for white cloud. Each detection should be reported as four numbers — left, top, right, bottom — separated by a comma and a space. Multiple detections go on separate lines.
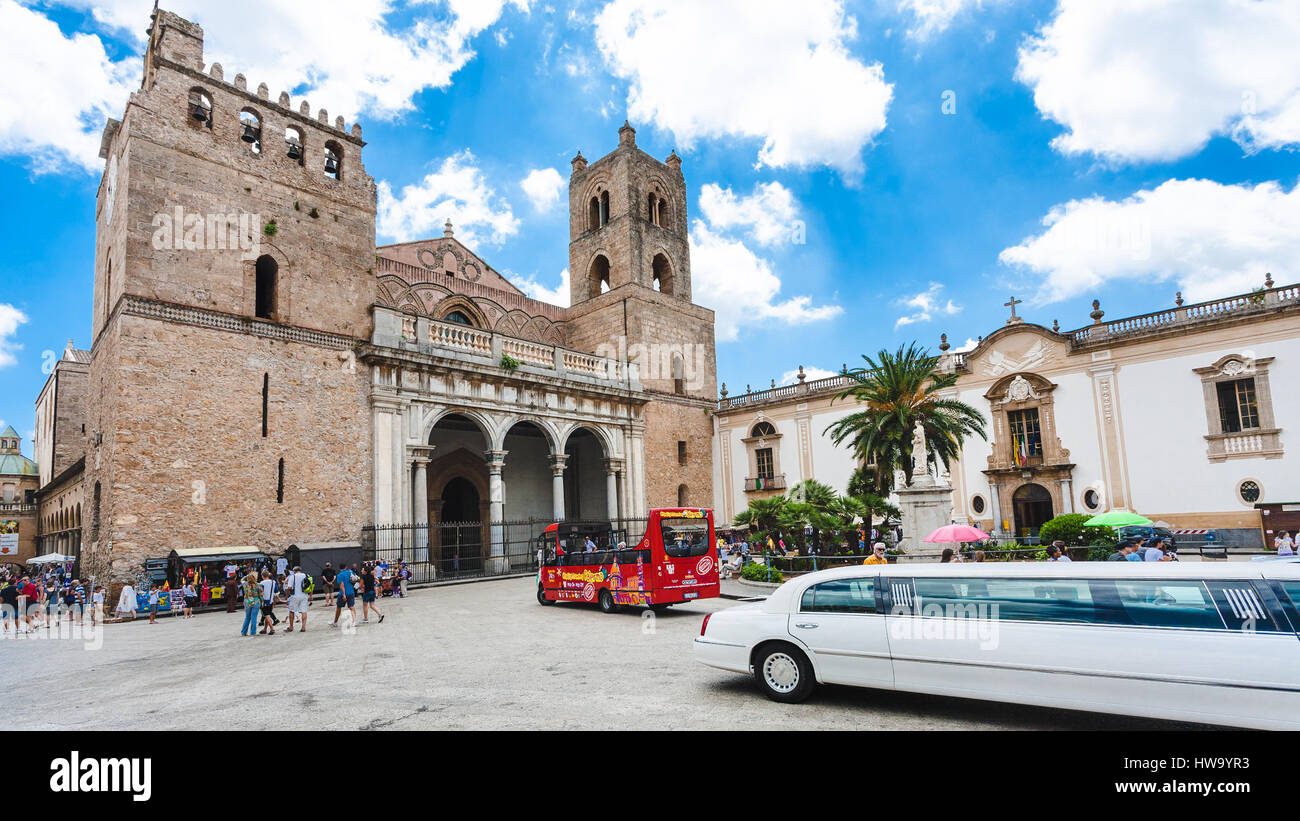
520, 167, 565, 212
0, 303, 29, 369
779, 366, 839, 386
1016, 0, 1300, 163
508, 268, 570, 307
894, 282, 962, 329
697, 182, 799, 247
16, 0, 526, 171
898, 0, 991, 40
998, 177, 1300, 304
690, 221, 841, 342
950, 337, 978, 353
0, 0, 138, 172
593, 0, 892, 175
377, 151, 520, 246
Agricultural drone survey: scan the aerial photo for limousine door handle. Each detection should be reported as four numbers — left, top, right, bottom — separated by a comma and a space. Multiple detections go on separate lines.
795, 623, 819, 629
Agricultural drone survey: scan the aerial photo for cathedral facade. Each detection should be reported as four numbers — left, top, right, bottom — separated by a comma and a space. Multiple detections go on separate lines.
61, 8, 714, 581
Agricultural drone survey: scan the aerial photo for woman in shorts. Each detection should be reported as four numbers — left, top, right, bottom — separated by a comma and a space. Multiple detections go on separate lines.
360, 563, 384, 624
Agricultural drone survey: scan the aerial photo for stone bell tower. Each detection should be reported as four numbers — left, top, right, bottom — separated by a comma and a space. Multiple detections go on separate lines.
564, 123, 716, 513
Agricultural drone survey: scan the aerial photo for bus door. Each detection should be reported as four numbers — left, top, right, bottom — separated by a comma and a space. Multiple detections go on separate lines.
651, 510, 719, 601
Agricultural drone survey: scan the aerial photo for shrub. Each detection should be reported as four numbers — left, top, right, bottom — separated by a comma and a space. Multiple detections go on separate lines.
1038, 513, 1117, 549
499, 353, 521, 371
741, 561, 783, 584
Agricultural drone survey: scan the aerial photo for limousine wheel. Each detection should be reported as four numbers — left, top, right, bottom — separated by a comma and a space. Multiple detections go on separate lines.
598, 589, 618, 614
753, 643, 814, 703
537, 585, 554, 606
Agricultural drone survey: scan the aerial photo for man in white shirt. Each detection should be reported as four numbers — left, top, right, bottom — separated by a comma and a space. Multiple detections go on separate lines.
584, 537, 596, 552
285, 565, 309, 633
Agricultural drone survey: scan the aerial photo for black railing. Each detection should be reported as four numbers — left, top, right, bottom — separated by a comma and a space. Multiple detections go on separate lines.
362, 517, 651, 584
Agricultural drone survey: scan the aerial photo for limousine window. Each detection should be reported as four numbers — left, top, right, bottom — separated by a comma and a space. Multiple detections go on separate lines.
1113, 581, 1224, 630
912, 577, 1100, 623
800, 578, 876, 614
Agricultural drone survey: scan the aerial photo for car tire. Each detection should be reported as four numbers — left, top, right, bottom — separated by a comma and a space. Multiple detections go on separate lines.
598, 589, 618, 614
753, 643, 815, 703
537, 585, 554, 606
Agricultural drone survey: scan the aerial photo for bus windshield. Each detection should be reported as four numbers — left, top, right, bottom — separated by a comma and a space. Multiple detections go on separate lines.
662, 519, 710, 558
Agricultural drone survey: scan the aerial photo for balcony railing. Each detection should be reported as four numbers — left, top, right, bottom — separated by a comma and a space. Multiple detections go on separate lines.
1206, 428, 1283, 462
1070, 285, 1299, 346
373, 318, 640, 391
744, 475, 787, 492
720, 374, 853, 409
0, 503, 35, 514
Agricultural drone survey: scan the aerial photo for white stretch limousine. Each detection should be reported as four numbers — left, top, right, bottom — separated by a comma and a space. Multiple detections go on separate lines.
695, 561, 1300, 729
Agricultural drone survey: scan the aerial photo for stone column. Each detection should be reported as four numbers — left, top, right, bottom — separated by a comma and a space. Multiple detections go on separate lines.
1058, 477, 1074, 515
550, 454, 568, 521
989, 482, 1003, 537
485, 449, 508, 573
411, 447, 433, 565
604, 459, 623, 521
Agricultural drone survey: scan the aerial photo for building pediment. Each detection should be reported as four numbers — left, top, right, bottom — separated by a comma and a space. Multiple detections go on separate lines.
961, 324, 1069, 378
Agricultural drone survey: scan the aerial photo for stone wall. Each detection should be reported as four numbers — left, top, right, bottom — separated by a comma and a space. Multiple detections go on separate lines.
86, 314, 371, 574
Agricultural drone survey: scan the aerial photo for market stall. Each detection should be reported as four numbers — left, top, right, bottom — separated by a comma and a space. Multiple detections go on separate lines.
167, 546, 269, 608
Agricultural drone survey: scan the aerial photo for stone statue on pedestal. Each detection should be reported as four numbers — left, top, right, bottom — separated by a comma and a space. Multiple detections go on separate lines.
909, 421, 934, 488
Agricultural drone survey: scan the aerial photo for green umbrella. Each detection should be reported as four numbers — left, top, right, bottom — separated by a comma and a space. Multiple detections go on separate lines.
1084, 511, 1154, 527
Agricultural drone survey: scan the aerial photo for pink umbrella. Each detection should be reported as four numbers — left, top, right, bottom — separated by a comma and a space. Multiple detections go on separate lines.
924, 524, 990, 543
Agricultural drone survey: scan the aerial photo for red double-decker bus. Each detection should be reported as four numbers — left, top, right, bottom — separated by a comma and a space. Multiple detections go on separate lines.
536, 508, 720, 613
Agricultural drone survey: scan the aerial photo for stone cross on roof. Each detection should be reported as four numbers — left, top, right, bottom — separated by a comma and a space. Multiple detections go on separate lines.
1004, 295, 1024, 325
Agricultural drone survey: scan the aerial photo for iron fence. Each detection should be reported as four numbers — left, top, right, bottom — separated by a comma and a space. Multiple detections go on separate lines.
362, 517, 651, 584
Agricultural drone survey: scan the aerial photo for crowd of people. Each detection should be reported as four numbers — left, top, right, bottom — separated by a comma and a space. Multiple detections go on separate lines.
0, 556, 416, 636
0, 566, 105, 633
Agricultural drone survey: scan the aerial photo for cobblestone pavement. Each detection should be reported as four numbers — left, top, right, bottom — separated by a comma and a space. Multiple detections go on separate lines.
3, 577, 1203, 730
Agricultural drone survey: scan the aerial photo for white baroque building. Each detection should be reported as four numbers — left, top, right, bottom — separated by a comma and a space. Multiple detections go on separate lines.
713, 279, 1300, 548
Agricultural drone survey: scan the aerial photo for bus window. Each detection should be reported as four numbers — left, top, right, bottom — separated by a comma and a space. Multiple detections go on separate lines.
662, 518, 710, 558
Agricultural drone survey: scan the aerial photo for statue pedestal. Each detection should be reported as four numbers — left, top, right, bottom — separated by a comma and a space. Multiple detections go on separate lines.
895, 482, 954, 557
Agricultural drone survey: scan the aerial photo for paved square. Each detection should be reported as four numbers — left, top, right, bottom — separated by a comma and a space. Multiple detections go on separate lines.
3, 578, 1196, 730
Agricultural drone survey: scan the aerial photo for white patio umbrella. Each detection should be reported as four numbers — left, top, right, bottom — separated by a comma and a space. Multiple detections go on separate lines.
27, 553, 73, 565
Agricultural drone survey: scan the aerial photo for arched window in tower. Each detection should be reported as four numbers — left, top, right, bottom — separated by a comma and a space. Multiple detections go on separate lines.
589, 254, 611, 297
600, 191, 610, 226
672, 353, 685, 394
588, 196, 601, 230
187, 88, 212, 128
648, 192, 659, 225
324, 141, 343, 180
255, 254, 278, 319
677, 484, 689, 507
238, 109, 262, 153
652, 253, 673, 297
284, 126, 304, 165
657, 196, 669, 230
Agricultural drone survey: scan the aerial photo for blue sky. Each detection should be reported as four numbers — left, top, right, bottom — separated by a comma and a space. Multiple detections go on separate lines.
2, 0, 1299, 456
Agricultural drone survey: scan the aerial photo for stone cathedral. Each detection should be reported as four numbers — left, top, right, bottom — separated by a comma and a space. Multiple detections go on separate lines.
59, 8, 715, 581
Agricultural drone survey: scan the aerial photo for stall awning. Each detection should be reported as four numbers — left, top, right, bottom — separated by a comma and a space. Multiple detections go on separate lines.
169, 546, 267, 564
288, 542, 361, 552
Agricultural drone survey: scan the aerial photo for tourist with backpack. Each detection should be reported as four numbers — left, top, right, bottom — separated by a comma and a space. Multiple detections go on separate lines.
285, 566, 310, 633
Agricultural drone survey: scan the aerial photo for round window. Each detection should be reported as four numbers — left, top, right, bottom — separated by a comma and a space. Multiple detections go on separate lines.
1083, 489, 1100, 511
1239, 480, 1261, 504
971, 495, 985, 515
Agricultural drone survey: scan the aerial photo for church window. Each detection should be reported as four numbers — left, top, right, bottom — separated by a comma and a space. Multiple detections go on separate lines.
324, 141, 343, 180
751, 421, 776, 438
678, 441, 687, 465
600, 191, 610, 226
188, 88, 212, 128
103, 255, 112, 329
239, 109, 262, 154
284, 126, 304, 165
444, 310, 473, 327
589, 197, 600, 230
262, 373, 269, 438
652, 253, 673, 297
588, 254, 611, 298
277, 458, 285, 504
1007, 409, 1043, 464
1217, 378, 1259, 433
1238, 480, 1261, 505
671, 353, 684, 394
1083, 488, 1101, 511
677, 484, 688, 507
255, 255, 278, 319
756, 448, 774, 480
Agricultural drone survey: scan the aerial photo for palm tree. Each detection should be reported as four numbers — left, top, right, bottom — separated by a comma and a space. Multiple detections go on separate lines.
825, 343, 987, 487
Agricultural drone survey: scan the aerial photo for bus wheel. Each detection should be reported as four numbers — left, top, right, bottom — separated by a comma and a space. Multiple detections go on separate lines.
537, 585, 554, 606
650, 604, 670, 613
598, 589, 618, 614
753, 643, 815, 703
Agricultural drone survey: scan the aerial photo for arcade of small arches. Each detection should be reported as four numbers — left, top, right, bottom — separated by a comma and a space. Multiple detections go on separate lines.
395, 408, 637, 572
584, 251, 674, 297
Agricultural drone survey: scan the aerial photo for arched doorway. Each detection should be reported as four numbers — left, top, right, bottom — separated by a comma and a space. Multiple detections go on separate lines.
564, 427, 608, 520
439, 476, 482, 575
1013, 483, 1054, 540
